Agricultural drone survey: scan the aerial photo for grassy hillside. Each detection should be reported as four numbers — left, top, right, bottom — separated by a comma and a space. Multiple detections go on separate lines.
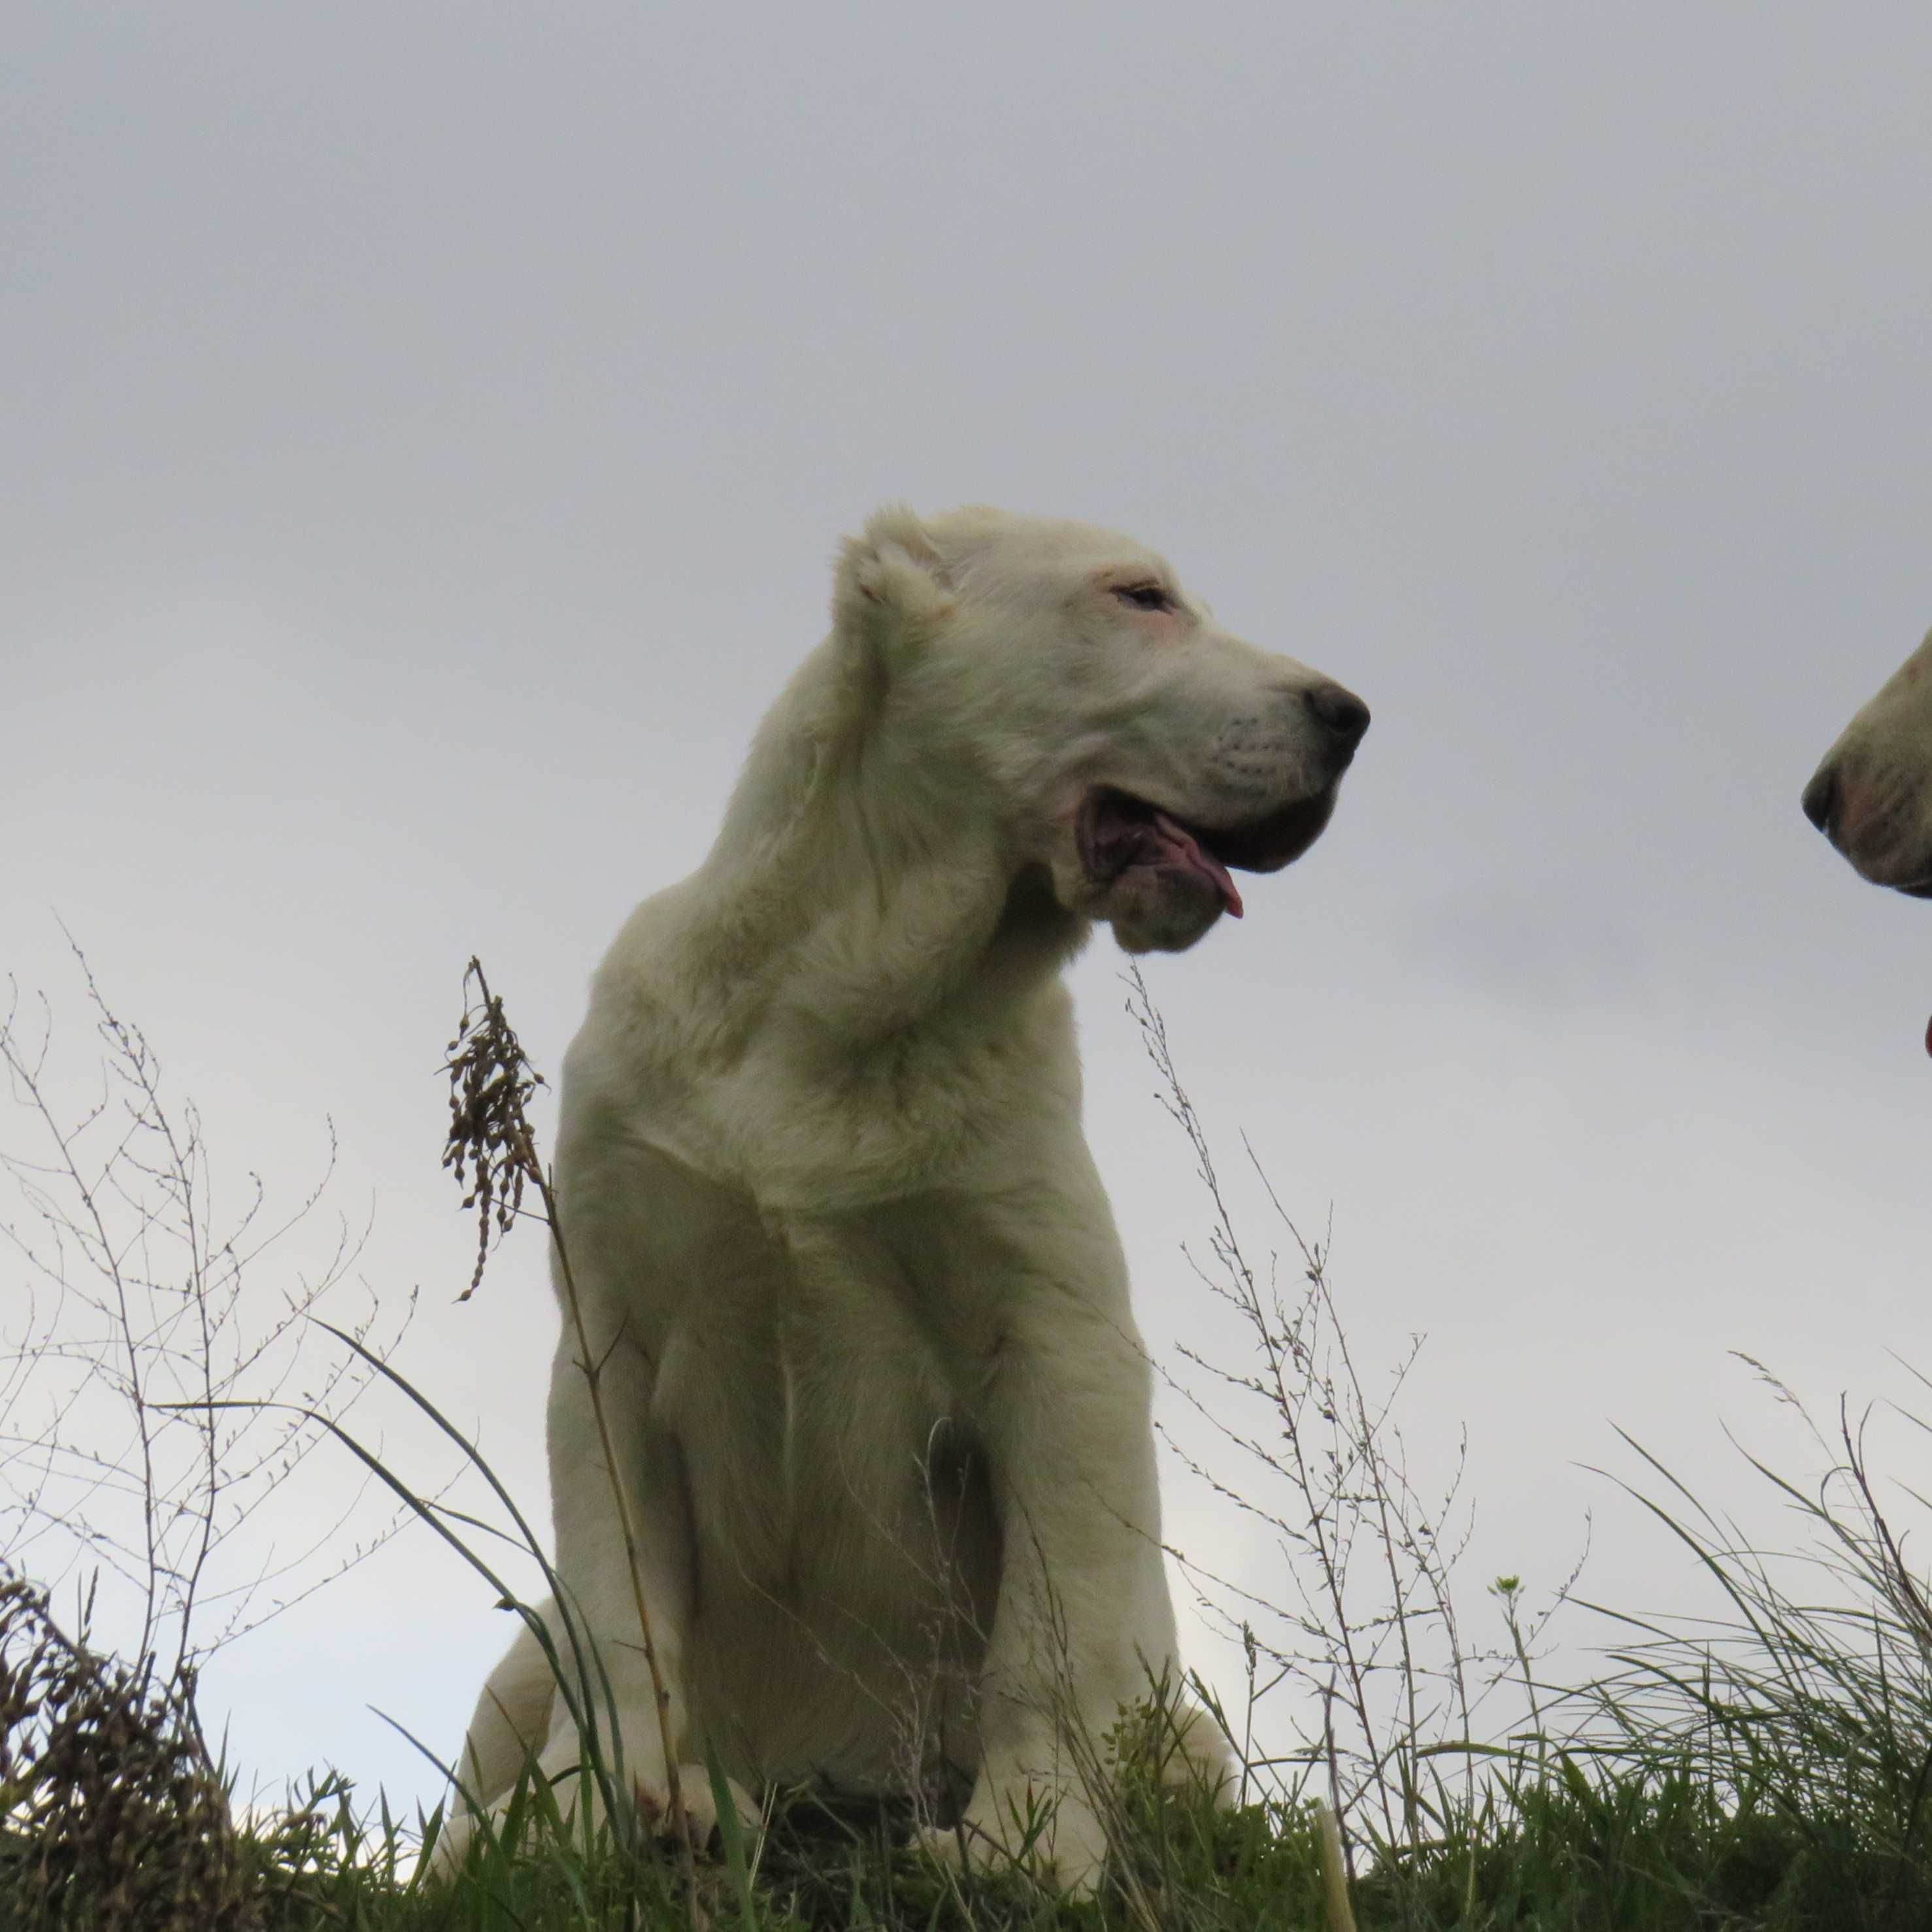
4, 959, 1927, 1929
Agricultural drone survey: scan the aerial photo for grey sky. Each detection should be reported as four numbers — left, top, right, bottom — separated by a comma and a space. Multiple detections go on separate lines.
7, 3, 1932, 1809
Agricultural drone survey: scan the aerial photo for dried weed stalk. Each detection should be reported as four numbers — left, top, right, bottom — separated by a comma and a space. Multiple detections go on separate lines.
1124, 963, 1576, 1867
441, 957, 692, 1875
0, 943, 410, 1681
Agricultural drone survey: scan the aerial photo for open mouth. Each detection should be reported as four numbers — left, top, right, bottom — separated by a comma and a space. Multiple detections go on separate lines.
1076, 785, 1339, 919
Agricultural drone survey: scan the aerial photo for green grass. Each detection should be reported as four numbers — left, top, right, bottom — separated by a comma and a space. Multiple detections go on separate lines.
16, 1436, 1927, 1932
7, 1746, 1922, 1931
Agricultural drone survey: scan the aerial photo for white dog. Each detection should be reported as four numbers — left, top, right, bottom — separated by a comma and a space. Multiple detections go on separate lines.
440, 505, 1369, 1890
1805, 624, 1932, 897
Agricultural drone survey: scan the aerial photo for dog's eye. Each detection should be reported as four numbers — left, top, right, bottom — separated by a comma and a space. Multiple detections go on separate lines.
1113, 584, 1173, 612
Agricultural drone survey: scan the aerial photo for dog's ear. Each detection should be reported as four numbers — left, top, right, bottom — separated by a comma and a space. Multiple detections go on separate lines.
832, 505, 956, 678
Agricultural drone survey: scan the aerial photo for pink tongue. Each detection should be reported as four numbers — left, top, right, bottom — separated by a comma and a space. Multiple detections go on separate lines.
1153, 810, 1244, 918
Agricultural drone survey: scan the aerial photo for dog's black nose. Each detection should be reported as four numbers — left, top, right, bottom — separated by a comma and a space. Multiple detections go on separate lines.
1307, 682, 1371, 745
1801, 765, 1837, 835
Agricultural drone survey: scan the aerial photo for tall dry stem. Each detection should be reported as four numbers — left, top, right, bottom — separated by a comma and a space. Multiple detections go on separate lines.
441, 956, 694, 1889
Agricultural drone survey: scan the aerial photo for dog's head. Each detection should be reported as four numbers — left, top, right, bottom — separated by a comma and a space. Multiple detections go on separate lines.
834, 505, 1369, 954
1804, 625, 1932, 898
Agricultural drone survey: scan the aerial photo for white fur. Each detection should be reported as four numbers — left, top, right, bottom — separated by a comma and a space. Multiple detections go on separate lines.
437, 505, 1367, 1891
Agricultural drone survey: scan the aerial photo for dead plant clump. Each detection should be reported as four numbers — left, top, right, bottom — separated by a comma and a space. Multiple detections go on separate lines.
0, 1569, 257, 1932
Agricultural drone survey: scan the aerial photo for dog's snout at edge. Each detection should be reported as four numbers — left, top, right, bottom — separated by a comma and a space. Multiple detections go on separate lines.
1801, 761, 1837, 838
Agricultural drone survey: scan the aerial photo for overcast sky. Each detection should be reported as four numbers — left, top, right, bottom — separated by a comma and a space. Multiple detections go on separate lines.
7, 3, 1932, 1814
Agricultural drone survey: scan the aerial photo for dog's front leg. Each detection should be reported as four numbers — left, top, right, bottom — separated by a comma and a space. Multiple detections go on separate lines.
955, 1299, 1188, 1893
536, 1319, 718, 1842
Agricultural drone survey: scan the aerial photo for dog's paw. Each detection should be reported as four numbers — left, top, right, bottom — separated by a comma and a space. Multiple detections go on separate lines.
636, 1763, 756, 1848
431, 1757, 754, 1875
1137, 1696, 1239, 1801
919, 1782, 1109, 1898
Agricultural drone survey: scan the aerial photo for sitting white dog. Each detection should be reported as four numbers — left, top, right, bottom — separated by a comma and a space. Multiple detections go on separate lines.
441, 505, 1369, 1890
1805, 624, 1932, 898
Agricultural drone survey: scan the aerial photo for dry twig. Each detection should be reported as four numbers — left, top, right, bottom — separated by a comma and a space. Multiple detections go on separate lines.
442, 957, 695, 1887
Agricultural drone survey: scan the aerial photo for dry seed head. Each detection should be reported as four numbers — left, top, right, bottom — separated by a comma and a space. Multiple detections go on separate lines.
441, 956, 548, 1297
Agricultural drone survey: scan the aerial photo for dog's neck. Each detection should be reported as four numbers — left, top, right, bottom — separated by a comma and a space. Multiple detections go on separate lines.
812, 731, 1088, 1047
685, 646, 1091, 1055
